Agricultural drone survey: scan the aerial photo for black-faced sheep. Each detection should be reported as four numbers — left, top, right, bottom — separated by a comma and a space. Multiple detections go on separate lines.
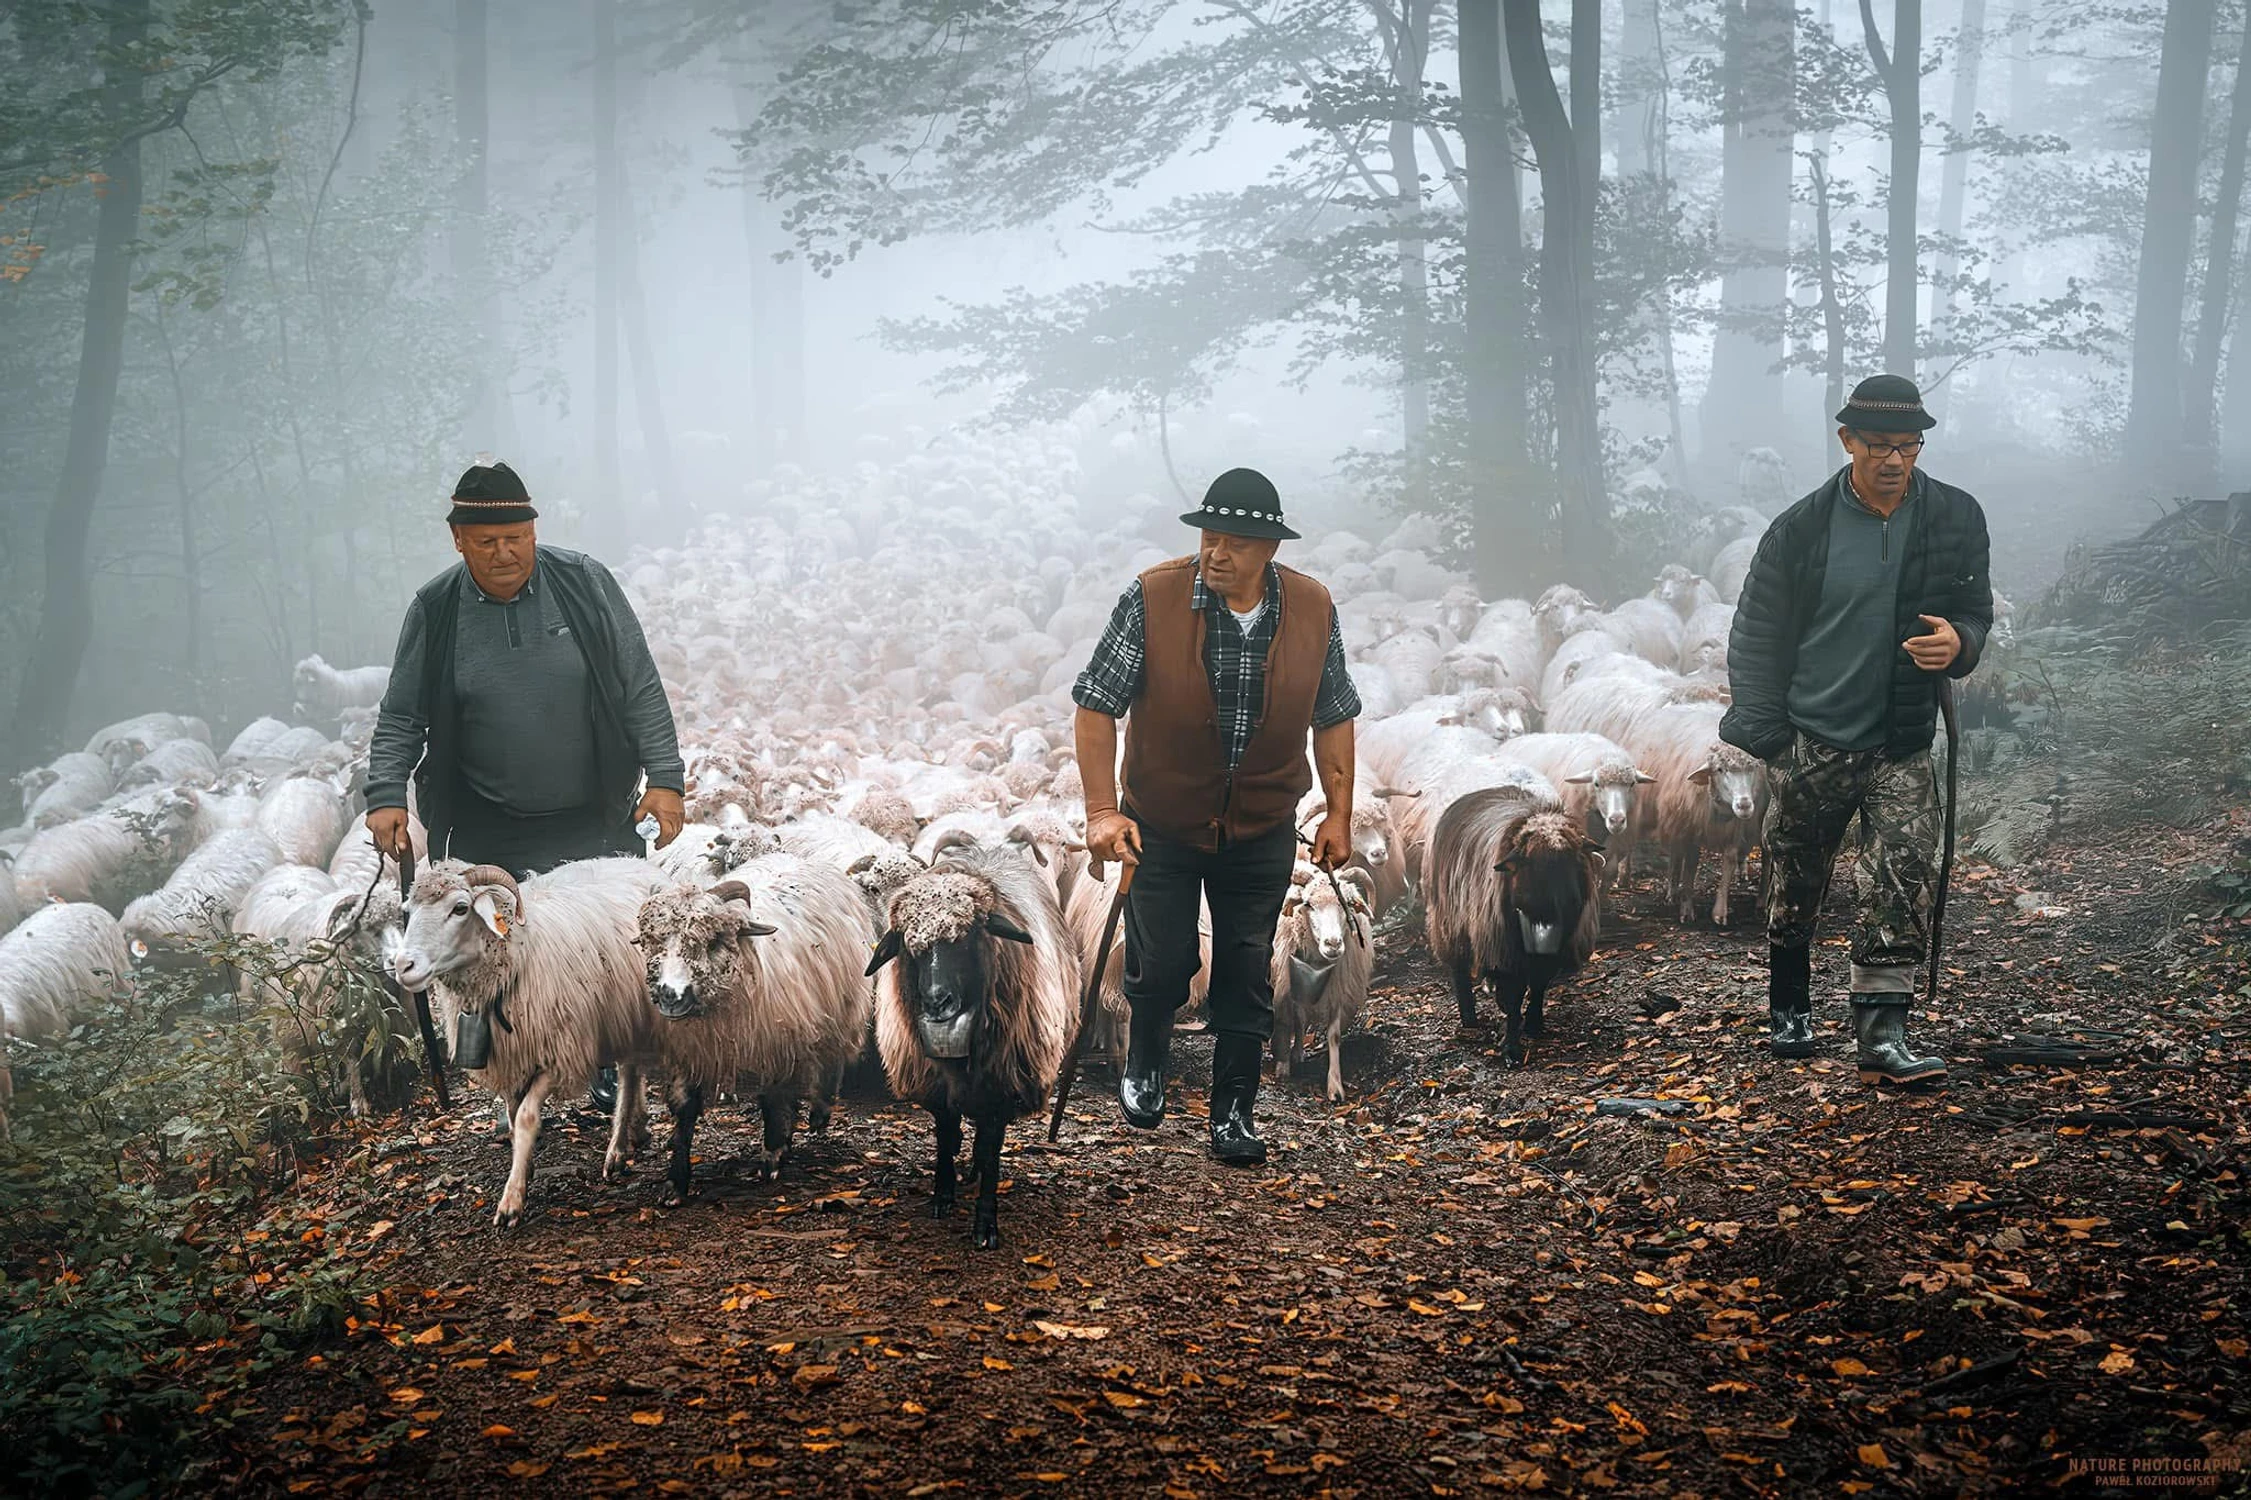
1426, 788, 1603, 1066
865, 845, 1078, 1249
634, 855, 875, 1199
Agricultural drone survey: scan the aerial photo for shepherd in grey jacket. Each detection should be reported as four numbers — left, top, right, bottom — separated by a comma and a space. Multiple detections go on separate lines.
364, 461, 686, 876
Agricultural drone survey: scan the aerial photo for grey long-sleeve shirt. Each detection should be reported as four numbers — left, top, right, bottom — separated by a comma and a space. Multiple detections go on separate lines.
364, 559, 684, 816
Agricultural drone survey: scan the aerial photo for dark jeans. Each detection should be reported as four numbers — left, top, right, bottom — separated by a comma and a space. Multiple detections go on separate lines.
444, 790, 634, 879
1121, 818, 1298, 1042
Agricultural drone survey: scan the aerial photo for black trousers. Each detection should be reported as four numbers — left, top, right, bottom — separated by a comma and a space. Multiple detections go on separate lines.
1121, 818, 1298, 1043
444, 790, 635, 880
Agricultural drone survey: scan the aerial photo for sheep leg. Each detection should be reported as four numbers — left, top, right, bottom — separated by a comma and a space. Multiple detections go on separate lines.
603, 1062, 640, 1179
1673, 840, 1703, 926
931, 1105, 962, 1219
1325, 1009, 1346, 1103
663, 1082, 705, 1207
1712, 845, 1735, 927
756, 1092, 796, 1181
970, 1111, 1006, 1250
1495, 970, 1528, 1068
494, 1072, 555, 1229
1451, 956, 1479, 1029
808, 1065, 843, 1133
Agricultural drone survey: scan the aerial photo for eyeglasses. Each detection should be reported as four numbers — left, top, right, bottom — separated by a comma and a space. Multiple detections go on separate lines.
1850, 437, 1925, 459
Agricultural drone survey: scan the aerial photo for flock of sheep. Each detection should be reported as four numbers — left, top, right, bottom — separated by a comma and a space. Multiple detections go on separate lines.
1, 426, 1806, 1246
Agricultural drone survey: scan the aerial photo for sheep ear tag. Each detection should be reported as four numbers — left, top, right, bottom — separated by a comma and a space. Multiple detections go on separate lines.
472, 892, 511, 939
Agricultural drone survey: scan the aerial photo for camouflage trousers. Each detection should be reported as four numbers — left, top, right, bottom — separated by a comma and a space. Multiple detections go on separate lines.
1762, 732, 1939, 993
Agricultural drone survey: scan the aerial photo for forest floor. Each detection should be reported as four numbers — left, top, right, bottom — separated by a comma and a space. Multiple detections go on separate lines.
206, 820, 2251, 1499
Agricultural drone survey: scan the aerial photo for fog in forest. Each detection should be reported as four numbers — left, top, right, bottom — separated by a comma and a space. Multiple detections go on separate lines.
0, 0, 2223, 761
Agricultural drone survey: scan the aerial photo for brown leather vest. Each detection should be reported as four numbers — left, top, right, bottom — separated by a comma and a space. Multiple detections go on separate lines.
1121, 557, 1332, 850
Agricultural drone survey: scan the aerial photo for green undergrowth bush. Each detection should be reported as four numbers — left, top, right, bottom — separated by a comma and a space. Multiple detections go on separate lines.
0, 942, 411, 1496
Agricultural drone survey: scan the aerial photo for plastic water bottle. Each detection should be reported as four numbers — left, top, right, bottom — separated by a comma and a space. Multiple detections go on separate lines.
636, 813, 661, 844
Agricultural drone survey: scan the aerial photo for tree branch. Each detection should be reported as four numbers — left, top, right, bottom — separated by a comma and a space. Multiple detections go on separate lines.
1859, 0, 1893, 84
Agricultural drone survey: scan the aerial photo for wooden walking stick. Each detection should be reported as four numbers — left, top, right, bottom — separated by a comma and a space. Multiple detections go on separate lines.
1049, 863, 1134, 1141
398, 849, 451, 1110
1927, 677, 1960, 1010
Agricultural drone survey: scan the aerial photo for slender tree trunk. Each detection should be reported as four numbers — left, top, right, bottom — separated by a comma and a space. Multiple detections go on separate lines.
1860, 0, 1921, 377
9, 0, 148, 770
2123, 0, 2217, 487
1461, 0, 1533, 595
453, 0, 515, 452
1504, 0, 1606, 577
1387, 0, 1432, 503
1702, 0, 1795, 471
592, 0, 622, 515
1810, 154, 1849, 419
156, 302, 201, 686
2184, 12, 2251, 481
1571, 0, 1600, 234
731, 84, 809, 467
1928, 0, 1985, 404
616, 161, 682, 529
1649, 3, 1689, 484
1613, 0, 1656, 178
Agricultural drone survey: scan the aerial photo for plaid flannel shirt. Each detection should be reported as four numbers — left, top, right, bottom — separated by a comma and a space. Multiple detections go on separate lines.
1072, 562, 1361, 768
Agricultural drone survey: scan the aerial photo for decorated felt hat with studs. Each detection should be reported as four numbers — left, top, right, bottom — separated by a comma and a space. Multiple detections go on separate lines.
1178, 467, 1301, 541
447, 461, 539, 526
1835, 373, 1937, 432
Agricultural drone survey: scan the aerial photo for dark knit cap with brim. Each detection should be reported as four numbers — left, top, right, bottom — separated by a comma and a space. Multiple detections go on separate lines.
447, 461, 539, 526
1836, 373, 1936, 432
1178, 466, 1300, 540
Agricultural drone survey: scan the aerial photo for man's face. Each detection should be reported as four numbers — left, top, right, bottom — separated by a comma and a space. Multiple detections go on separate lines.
1840, 427, 1923, 498
452, 521, 537, 595
1197, 530, 1281, 597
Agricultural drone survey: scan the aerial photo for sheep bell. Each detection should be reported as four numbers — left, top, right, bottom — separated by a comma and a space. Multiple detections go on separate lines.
453, 1007, 495, 1070
865, 912, 1037, 1060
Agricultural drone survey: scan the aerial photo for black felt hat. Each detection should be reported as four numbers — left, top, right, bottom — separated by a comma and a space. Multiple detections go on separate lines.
1178, 467, 1301, 540
447, 461, 538, 526
1835, 373, 1936, 432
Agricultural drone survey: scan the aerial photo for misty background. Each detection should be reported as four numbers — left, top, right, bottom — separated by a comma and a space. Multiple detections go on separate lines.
0, 0, 2225, 765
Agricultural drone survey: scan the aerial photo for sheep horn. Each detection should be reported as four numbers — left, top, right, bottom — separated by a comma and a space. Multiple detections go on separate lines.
710, 880, 755, 907
1004, 824, 1051, 866
845, 853, 880, 875
458, 864, 521, 908
1370, 785, 1417, 799
930, 828, 981, 857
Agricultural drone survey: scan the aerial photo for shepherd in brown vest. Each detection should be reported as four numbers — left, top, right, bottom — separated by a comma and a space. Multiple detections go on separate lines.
1073, 468, 1362, 1165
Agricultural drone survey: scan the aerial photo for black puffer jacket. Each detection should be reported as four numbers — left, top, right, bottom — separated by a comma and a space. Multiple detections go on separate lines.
1720, 468, 1993, 762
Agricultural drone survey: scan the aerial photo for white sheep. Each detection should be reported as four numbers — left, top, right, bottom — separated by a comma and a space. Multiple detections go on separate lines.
116, 736, 220, 792
234, 867, 412, 1118
85, 712, 207, 775
120, 827, 286, 966
256, 775, 349, 868
1296, 783, 1409, 917
1540, 627, 1627, 708
1594, 596, 1687, 667
1270, 864, 1375, 1101
18, 752, 114, 829
390, 858, 671, 1226
222, 716, 293, 768
1710, 536, 1758, 604
634, 853, 876, 1196
1622, 701, 1767, 926
0, 902, 130, 1138
1496, 732, 1657, 884
292, 654, 392, 726
1063, 860, 1212, 1062
12, 787, 201, 913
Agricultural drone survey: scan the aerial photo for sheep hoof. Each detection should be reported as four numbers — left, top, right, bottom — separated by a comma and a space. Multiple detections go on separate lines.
1523, 1016, 1546, 1040
661, 1183, 690, 1209
972, 1214, 1000, 1250
808, 1105, 833, 1133
1502, 1046, 1527, 1069
1326, 1085, 1346, 1104
602, 1151, 631, 1180
758, 1153, 786, 1182
493, 1204, 524, 1230
931, 1192, 956, 1220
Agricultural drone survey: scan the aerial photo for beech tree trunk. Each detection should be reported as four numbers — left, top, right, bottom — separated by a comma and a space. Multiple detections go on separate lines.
732, 84, 808, 466
1461, 0, 1533, 595
1701, 0, 1795, 470
1861, 0, 1922, 378
1504, 0, 1606, 576
1928, 0, 1985, 398
2183, 12, 2251, 480
2123, 0, 2216, 487
453, 0, 516, 454
1388, 0, 1432, 502
592, 0, 622, 512
9, 0, 149, 771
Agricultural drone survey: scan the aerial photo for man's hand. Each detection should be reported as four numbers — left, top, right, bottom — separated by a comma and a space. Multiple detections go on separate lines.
1904, 614, 1961, 672
1086, 808, 1142, 868
636, 787, 685, 849
1310, 810, 1352, 871
366, 806, 411, 860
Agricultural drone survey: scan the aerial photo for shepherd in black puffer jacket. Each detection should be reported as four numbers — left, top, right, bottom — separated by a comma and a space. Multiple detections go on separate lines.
1719, 469, 1993, 763
1720, 375, 1993, 1093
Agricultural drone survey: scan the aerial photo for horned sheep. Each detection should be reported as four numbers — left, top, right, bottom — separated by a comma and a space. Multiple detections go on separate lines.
1270, 864, 1375, 1101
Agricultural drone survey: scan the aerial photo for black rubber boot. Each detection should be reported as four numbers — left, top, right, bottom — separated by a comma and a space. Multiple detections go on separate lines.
1852, 1000, 1947, 1086
1118, 1002, 1173, 1129
1208, 1034, 1268, 1167
1768, 943, 1815, 1059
